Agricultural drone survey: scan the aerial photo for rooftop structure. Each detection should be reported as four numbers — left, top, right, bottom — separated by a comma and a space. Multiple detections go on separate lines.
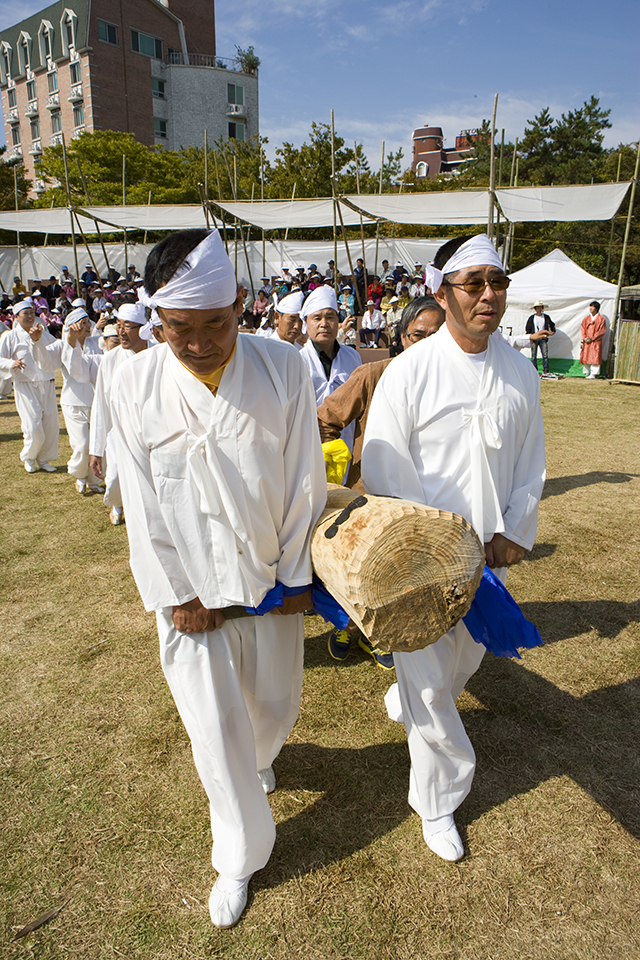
411, 125, 475, 179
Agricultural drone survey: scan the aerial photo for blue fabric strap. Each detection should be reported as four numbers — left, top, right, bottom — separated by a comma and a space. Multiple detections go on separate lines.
244, 582, 284, 615
311, 574, 350, 629
463, 566, 542, 659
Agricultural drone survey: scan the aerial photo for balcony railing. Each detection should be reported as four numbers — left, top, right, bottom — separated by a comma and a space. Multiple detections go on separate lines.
71, 125, 85, 139
165, 51, 255, 73
226, 103, 247, 117
45, 93, 60, 110
8, 108, 20, 123
50, 132, 63, 146
25, 101, 39, 117
28, 139, 42, 155
68, 84, 83, 102
9, 145, 23, 159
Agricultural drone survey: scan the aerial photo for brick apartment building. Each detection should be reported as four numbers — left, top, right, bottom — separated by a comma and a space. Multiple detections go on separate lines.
411, 125, 476, 179
0, 0, 259, 192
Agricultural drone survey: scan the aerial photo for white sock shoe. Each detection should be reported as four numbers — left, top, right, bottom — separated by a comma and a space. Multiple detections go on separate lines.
37, 461, 56, 472
422, 815, 465, 861
258, 766, 276, 794
209, 874, 252, 928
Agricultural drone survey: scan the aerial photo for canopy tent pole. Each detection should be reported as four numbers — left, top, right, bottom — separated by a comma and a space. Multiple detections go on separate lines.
61, 134, 80, 294
487, 93, 498, 245
75, 157, 114, 281
390, 181, 403, 240
143, 189, 153, 245
213, 151, 229, 252
72, 209, 104, 296
504, 138, 518, 270
197, 183, 211, 230
611, 136, 640, 379
222, 146, 255, 300
331, 109, 339, 297
333, 182, 363, 314
495, 128, 504, 252
354, 141, 369, 302
13, 164, 22, 283
605, 150, 623, 281
260, 142, 266, 276
374, 140, 385, 276
43, 198, 55, 250
284, 183, 296, 243
204, 128, 209, 205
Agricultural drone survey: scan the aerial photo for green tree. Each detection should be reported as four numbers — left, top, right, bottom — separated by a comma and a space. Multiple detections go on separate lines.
519, 97, 611, 185
0, 148, 31, 210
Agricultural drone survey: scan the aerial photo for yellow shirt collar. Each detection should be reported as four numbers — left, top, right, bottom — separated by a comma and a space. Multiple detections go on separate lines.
178, 342, 236, 395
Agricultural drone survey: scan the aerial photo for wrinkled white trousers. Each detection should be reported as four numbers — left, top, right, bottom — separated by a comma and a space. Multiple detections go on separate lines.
157, 609, 304, 879
14, 378, 59, 463
103, 430, 121, 507
61, 404, 103, 483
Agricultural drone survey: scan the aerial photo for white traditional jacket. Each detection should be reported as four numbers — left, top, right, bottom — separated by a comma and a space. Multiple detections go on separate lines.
300, 338, 362, 451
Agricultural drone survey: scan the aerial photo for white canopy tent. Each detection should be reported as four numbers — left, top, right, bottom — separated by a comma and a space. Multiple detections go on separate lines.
0, 204, 209, 234
502, 249, 617, 375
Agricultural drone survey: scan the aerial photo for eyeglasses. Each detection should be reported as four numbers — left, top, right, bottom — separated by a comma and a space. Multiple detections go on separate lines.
442, 276, 511, 294
405, 331, 428, 343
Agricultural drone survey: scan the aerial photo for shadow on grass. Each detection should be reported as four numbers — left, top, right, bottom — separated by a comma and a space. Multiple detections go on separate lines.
520, 598, 640, 642
523, 542, 557, 561
304, 627, 381, 671
463, 656, 640, 842
0, 432, 21, 443
542, 471, 639, 500
258, 740, 411, 890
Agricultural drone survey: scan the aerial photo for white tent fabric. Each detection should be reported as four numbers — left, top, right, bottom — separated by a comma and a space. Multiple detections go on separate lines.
0, 205, 208, 234
0, 237, 447, 294
496, 182, 630, 223
502, 249, 617, 367
343, 191, 492, 225
213, 198, 368, 230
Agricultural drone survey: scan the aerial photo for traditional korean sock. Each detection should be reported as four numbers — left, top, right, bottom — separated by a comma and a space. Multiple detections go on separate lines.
422, 814, 455, 836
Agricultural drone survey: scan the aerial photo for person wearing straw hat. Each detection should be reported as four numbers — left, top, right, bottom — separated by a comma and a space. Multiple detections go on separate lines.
362, 234, 545, 864
0, 298, 59, 473
29, 305, 105, 493
109, 228, 325, 928
525, 300, 555, 375
89, 302, 149, 524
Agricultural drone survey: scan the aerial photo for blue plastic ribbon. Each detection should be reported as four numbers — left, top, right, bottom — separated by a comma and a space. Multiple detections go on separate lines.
463, 566, 542, 659
244, 582, 284, 615
311, 574, 350, 629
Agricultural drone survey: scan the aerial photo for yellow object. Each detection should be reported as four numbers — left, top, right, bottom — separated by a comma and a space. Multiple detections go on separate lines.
179, 342, 236, 395
322, 439, 352, 485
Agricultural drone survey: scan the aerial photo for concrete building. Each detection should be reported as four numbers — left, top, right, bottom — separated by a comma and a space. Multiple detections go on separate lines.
411, 125, 475, 179
0, 0, 259, 192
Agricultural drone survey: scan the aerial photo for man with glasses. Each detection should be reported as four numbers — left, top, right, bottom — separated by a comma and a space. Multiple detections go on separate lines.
362, 235, 545, 863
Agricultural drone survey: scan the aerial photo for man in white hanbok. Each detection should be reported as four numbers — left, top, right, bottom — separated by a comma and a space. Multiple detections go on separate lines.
362, 235, 545, 863
89, 303, 148, 524
0, 299, 59, 472
273, 290, 304, 350
299, 285, 361, 452
30, 306, 104, 493
111, 230, 326, 928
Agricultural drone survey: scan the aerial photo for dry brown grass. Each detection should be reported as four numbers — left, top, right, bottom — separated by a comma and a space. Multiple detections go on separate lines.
1, 377, 639, 959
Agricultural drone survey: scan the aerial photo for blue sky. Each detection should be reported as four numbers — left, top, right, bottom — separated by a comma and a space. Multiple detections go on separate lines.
2, 0, 639, 169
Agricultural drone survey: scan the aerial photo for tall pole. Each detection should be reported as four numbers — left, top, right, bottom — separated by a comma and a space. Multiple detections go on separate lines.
374, 139, 385, 276
213, 151, 228, 252
605, 150, 623, 281
61, 133, 80, 293
122, 154, 127, 279
13, 163, 22, 283
611, 137, 640, 379
495, 128, 504, 254
76, 156, 113, 280
260, 142, 266, 276
284, 182, 296, 243
333, 177, 362, 314
487, 93, 499, 244
331, 109, 339, 297
204, 128, 209, 201
354, 141, 368, 306
222, 145, 255, 299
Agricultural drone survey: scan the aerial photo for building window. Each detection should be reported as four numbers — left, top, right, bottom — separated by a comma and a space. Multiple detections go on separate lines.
19, 35, 31, 73
151, 78, 165, 99
47, 71, 58, 93
61, 9, 78, 56
97, 20, 118, 45
8, 88, 17, 107
70, 61, 81, 84
51, 110, 61, 133
228, 121, 245, 141
11, 125, 21, 145
26, 79, 36, 102
153, 117, 167, 139
30, 118, 40, 139
227, 83, 244, 106
416, 161, 427, 178
66, 20, 74, 48
73, 103, 84, 127
1, 45, 11, 83
131, 30, 162, 60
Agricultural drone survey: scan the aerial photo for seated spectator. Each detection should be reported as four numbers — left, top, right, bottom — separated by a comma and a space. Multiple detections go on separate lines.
411, 275, 426, 298
379, 259, 394, 284
359, 300, 386, 348
396, 280, 413, 308
367, 276, 384, 308
339, 285, 355, 320
392, 261, 405, 283
384, 296, 403, 342
252, 289, 270, 319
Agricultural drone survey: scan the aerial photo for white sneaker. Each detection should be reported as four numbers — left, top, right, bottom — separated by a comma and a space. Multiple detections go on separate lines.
75, 479, 87, 494
110, 506, 124, 525
88, 484, 104, 493
423, 820, 465, 862
208, 876, 251, 928
258, 766, 276, 794
24, 460, 38, 473
37, 461, 56, 472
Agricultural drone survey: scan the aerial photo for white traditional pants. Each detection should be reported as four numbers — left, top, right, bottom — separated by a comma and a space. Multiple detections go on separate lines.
61, 404, 102, 484
157, 609, 304, 880
13, 379, 59, 464
391, 567, 507, 822
582, 363, 600, 377
0, 374, 12, 399
103, 430, 122, 507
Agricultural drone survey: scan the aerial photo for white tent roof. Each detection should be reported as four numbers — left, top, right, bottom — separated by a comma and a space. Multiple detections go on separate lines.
495, 182, 630, 223
342, 191, 491, 225
214, 198, 368, 229
507, 248, 618, 299
0, 204, 208, 234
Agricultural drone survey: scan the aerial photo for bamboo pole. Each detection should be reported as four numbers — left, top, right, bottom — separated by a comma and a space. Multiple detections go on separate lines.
487, 93, 498, 244
13, 164, 22, 283
122, 154, 127, 280
143, 188, 153, 244
43, 197, 55, 250
72, 209, 104, 297
374, 140, 384, 275
222, 146, 255, 299
284, 182, 296, 242
75, 156, 113, 281
611, 137, 640, 379
213, 151, 229, 252
330, 109, 339, 297
260, 142, 266, 276
333, 177, 363, 314
354, 141, 368, 306
605, 150, 623, 281
61, 134, 80, 294
495, 128, 504, 254
204, 128, 209, 201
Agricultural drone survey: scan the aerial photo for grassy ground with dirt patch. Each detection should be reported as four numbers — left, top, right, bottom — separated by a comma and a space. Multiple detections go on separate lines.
1, 377, 639, 959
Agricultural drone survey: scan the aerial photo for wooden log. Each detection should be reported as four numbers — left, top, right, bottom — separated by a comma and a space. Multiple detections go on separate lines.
311, 485, 485, 653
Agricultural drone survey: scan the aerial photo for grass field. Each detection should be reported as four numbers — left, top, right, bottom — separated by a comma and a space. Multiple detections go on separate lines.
1, 377, 639, 959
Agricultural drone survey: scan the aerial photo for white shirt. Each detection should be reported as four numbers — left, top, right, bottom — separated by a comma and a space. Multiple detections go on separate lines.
89, 344, 146, 458
361, 322, 545, 549
110, 335, 326, 612
0, 324, 57, 383
361, 309, 386, 330
31, 334, 103, 407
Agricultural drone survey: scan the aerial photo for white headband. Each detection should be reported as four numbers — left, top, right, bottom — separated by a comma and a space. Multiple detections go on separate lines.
276, 291, 304, 316
13, 299, 34, 314
425, 235, 504, 293
63, 306, 89, 330
138, 231, 236, 320
300, 285, 339, 320
116, 302, 147, 325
